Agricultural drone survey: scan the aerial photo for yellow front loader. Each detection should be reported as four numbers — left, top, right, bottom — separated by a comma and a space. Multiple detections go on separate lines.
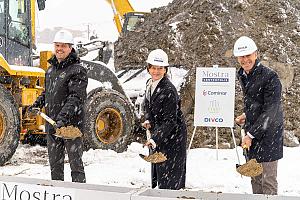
0, 0, 138, 165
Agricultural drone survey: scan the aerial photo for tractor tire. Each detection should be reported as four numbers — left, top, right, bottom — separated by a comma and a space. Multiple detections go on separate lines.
0, 84, 20, 165
83, 88, 135, 152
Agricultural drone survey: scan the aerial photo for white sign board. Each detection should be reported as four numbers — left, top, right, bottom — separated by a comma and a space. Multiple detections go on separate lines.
194, 67, 236, 127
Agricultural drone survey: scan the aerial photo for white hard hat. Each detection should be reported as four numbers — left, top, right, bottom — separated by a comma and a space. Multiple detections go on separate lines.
53, 30, 74, 44
146, 49, 169, 66
233, 36, 257, 57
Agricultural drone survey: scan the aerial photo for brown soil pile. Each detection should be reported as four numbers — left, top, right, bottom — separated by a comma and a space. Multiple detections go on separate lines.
115, 0, 300, 148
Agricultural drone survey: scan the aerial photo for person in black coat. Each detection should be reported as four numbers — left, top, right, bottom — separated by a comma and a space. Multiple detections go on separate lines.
234, 36, 283, 195
29, 30, 88, 183
142, 49, 187, 190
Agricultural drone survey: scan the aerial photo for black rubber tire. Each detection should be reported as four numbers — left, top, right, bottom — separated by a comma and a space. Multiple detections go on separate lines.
83, 88, 135, 152
0, 84, 20, 165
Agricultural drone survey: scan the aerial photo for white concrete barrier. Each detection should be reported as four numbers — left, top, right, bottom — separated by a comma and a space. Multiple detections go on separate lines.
132, 188, 300, 200
0, 176, 299, 200
0, 176, 136, 200
131, 188, 217, 200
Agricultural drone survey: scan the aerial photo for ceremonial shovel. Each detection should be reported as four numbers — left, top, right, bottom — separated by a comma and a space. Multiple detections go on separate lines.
33, 108, 82, 139
236, 129, 263, 177
139, 129, 167, 164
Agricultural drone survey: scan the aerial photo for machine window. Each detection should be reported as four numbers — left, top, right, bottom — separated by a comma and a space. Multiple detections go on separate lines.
125, 15, 144, 32
0, 0, 4, 35
8, 0, 29, 46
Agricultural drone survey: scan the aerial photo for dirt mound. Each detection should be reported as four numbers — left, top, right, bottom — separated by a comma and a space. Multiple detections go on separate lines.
115, 0, 300, 148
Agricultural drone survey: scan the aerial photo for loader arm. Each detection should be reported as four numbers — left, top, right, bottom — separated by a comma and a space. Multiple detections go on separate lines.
105, 0, 134, 33
105, 0, 135, 17
105, 0, 147, 34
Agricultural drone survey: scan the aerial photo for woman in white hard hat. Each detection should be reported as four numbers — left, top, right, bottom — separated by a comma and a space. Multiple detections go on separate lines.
142, 49, 187, 190
234, 36, 283, 195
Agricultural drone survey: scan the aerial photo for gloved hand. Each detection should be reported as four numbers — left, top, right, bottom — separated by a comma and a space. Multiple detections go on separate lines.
55, 120, 65, 129
27, 106, 40, 116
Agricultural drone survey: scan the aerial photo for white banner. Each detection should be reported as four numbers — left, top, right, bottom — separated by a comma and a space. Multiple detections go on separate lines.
194, 67, 236, 127
0, 181, 75, 200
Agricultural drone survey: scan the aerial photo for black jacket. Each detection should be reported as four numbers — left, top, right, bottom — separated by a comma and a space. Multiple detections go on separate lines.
34, 50, 88, 133
144, 76, 187, 190
237, 60, 284, 162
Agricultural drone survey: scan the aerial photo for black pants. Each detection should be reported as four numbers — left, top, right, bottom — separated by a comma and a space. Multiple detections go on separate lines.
151, 151, 186, 190
47, 134, 86, 183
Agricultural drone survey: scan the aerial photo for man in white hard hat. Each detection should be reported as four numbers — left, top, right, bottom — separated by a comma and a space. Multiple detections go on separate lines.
142, 49, 187, 190
29, 30, 88, 183
234, 36, 283, 195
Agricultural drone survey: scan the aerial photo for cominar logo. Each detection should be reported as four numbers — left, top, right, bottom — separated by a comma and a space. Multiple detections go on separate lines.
204, 117, 224, 123
202, 90, 227, 96
202, 70, 229, 82
0, 183, 73, 200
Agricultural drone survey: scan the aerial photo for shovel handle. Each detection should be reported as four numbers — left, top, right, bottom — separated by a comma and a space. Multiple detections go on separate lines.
242, 146, 249, 161
240, 127, 249, 160
38, 112, 57, 128
146, 129, 151, 141
145, 129, 155, 152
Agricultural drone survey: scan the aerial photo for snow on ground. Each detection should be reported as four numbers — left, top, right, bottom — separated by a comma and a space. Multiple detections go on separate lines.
1, 143, 299, 197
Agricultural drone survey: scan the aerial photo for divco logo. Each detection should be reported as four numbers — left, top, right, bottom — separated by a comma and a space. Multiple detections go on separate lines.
204, 117, 224, 123
201, 70, 229, 82
0, 182, 73, 200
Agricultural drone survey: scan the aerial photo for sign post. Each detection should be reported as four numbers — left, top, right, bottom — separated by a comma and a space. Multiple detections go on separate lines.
190, 66, 236, 159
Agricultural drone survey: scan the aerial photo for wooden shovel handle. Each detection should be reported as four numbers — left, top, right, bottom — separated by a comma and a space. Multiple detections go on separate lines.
38, 112, 57, 129
145, 129, 154, 153
146, 129, 151, 141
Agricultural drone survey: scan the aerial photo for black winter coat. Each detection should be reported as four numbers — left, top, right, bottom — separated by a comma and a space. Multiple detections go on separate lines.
144, 76, 187, 190
237, 60, 284, 163
34, 50, 88, 133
